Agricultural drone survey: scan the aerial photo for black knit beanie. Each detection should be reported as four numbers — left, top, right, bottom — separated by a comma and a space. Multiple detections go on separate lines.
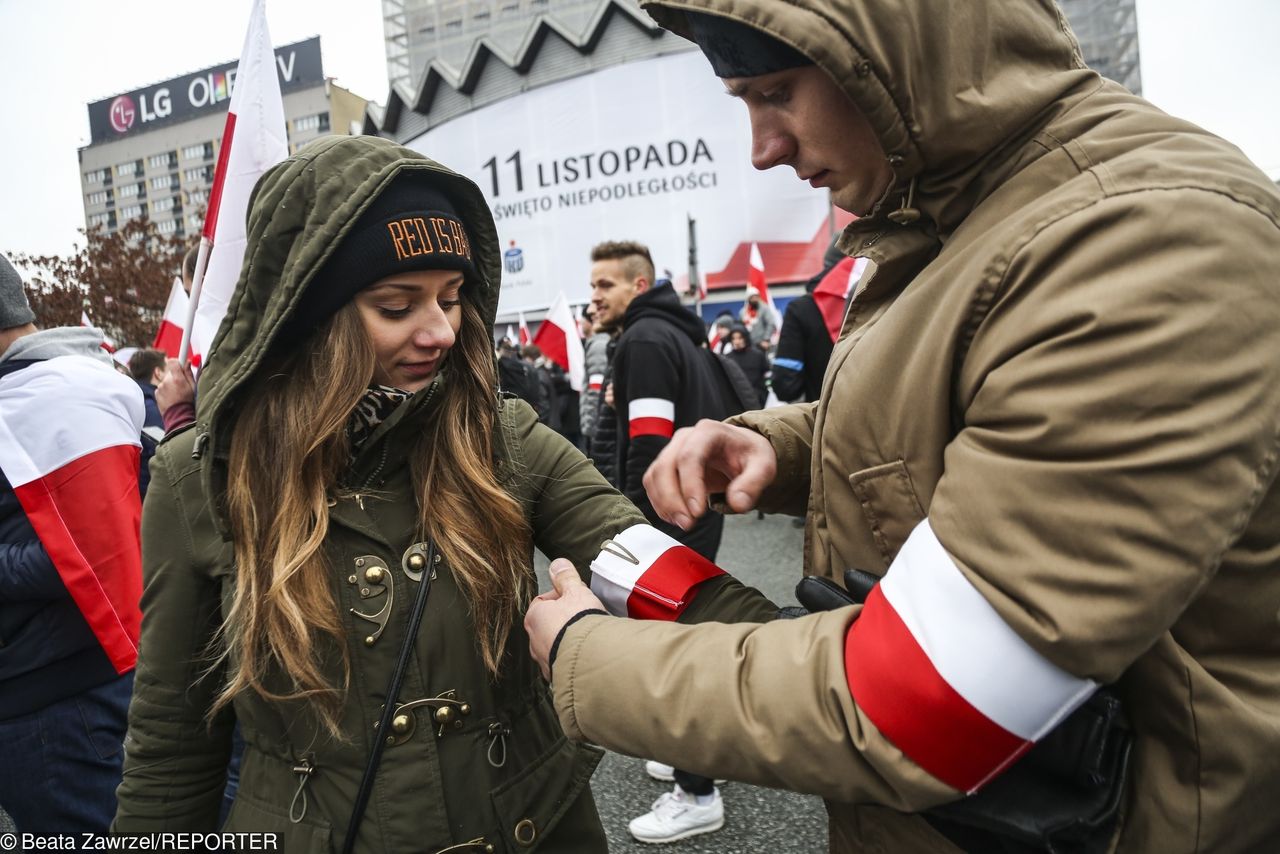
288, 173, 478, 336
685, 11, 812, 78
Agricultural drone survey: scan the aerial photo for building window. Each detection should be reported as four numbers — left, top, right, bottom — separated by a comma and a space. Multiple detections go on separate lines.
148, 151, 175, 169
119, 183, 140, 198
87, 190, 110, 205
117, 161, 138, 177
187, 189, 208, 205
184, 167, 209, 183
293, 113, 330, 133
85, 168, 107, 184
150, 175, 172, 190
156, 219, 178, 235
152, 196, 175, 213
187, 213, 204, 229
89, 213, 111, 228
182, 142, 212, 160
120, 204, 143, 220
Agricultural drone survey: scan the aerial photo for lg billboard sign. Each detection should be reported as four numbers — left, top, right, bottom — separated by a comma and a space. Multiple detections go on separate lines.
88, 37, 322, 142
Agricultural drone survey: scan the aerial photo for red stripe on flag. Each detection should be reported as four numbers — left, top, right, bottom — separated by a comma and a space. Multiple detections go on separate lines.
202, 111, 238, 241
532, 318, 569, 373
152, 319, 184, 359
630, 417, 674, 438
626, 545, 725, 621
589, 381, 602, 391
845, 585, 1031, 793
13, 445, 143, 675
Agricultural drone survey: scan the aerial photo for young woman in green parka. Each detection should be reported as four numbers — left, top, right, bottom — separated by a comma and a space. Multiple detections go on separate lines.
111, 136, 777, 852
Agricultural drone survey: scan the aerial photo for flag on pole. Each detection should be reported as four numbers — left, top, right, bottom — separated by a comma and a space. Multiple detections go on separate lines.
182, 0, 289, 364
153, 277, 192, 359
746, 242, 772, 308
518, 312, 531, 346
80, 311, 115, 353
505, 324, 516, 345
0, 356, 144, 674
532, 291, 586, 392
812, 256, 869, 342
743, 242, 780, 343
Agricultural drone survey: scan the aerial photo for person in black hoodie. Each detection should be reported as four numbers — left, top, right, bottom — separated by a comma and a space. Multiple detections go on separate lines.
724, 325, 769, 407
588, 239, 737, 843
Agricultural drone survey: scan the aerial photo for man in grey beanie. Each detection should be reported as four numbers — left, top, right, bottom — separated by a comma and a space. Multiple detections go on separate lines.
0, 252, 144, 833
0, 254, 37, 354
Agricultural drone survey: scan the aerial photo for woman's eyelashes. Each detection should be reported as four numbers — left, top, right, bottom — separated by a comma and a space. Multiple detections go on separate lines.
377, 305, 412, 318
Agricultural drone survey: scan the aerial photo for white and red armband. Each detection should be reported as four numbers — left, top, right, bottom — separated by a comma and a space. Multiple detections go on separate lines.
845, 520, 1097, 794
590, 524, 725, 620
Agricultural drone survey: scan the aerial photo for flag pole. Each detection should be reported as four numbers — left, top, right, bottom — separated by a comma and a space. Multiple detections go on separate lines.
176, 106, 237, 367
687, 213, 701, 314
177, 238, 211, 365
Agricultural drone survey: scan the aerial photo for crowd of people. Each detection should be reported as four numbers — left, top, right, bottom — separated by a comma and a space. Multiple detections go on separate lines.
2, 1, 1279, 852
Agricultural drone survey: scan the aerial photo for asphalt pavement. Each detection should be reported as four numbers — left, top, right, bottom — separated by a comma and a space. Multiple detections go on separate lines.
535, 510, 829, 854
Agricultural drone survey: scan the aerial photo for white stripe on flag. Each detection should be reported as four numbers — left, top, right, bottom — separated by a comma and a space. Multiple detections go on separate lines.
629, 398, 675, 422
879, 520, 1096, 741
590, 524, 677, 616
0, 356, 144, 486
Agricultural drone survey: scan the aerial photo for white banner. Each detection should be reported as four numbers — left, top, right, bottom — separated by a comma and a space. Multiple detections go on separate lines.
405, 50, 830, 315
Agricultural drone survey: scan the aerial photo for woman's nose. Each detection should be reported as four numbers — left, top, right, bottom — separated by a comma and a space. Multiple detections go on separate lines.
412, 307, 456, 350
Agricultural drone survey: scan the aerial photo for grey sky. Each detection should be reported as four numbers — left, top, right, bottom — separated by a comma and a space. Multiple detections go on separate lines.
1, 0, 1276, 259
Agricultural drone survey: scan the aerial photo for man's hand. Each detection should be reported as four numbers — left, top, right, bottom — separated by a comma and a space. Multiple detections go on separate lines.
642, 420, 777, 529
155, 358, 195, 415
525, 559, 609, 681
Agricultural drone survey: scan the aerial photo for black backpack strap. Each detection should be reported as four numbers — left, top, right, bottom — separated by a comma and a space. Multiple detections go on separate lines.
341, 539, 438, 854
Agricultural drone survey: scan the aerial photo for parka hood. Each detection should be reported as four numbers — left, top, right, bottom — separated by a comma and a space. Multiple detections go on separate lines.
641, 0, 1097, 236
195, 135, 501, 445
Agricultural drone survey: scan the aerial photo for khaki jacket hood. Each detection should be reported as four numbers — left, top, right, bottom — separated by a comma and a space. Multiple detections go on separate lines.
643, 0, 1095, 233
195, 135, 502, 457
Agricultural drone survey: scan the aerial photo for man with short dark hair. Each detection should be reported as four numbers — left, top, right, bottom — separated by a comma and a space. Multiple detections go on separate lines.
126, 348, 168, 497
527, 3, 1280, 852
588, 238, 738, 842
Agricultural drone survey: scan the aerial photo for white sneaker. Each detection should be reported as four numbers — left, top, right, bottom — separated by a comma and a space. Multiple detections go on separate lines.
643, 761, 726, 785
644, 760, 676, 782
628, 786, 725, 844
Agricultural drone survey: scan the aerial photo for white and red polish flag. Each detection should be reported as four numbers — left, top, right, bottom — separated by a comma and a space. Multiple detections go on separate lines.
505, 324, 517, 345
518, 312, 531, 346
152, 277, 194, 361
627, 397, 675, 439
0, 356, 145, 674
844, 520, 1096, 794
180, 0, 288, 365
531, 291, 586, 392
590, 524, 725, 620
812, 256, 868, 342
744, 242, 780, 341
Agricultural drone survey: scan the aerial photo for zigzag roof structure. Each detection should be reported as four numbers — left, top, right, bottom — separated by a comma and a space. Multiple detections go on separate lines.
366, 0, 694, 142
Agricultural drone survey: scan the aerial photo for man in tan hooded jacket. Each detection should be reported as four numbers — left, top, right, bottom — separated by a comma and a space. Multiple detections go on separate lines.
527, 2, 1280, 851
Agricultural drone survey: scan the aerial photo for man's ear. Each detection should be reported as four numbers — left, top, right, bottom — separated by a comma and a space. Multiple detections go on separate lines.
635, 277, 651, 294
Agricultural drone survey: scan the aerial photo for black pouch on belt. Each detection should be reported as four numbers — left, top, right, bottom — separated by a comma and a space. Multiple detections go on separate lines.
793, 570, 1132, 854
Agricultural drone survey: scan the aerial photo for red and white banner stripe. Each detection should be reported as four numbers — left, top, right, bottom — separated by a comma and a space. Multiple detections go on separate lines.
532, 291, 586, 391
590, 524, 725, 620
587, 373, 604, 392
0, 355, 144, 675
845, 519, 1096, 793
629, 397, 675, 438
153, 277, 191, 360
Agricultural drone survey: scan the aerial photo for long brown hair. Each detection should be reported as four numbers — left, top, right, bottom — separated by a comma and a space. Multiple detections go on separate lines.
214, 296, 532, 735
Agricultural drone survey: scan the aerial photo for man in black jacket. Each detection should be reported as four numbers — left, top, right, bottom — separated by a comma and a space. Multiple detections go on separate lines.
588, 239, 736, 842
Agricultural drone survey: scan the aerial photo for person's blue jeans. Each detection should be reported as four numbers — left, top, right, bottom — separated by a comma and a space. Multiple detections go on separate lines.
0, 672, 134, 833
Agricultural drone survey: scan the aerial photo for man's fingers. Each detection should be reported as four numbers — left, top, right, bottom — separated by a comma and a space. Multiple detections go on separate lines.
724, 429, 777, 512
644, 428, 695, 528
548, 559, 585, 595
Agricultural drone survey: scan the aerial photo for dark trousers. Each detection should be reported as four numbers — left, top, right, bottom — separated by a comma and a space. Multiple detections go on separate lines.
674, 769, 716, 796
0, 671, 133, 833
